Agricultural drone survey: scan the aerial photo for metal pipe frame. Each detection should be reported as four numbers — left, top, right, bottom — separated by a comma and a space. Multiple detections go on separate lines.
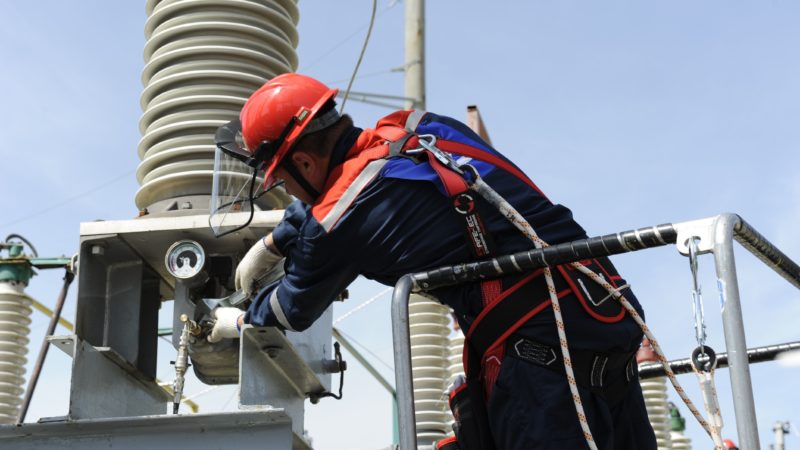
638, 340, 800, 379
391, 276, 415, 450
391, 213, 799, 450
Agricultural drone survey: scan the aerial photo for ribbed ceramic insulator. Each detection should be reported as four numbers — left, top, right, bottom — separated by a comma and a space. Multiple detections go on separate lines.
408, 294, 451, 447
444, 333, 464, 428
640, 376, 675, 450
0, 282, 33, 424
136, 0, 299, 210
669, 430, 692, 450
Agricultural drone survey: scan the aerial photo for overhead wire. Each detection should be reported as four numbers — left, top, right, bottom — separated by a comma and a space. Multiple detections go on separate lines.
182, 385, 222, 402
220, 387, 239, 411
0, 170, 134, 229
339, 0, 378, 113
335, 327, 394, 372
299, 0, 398, 73
326, 67, 399, 87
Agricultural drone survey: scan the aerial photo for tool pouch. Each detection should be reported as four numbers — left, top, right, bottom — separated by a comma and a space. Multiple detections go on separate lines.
445, 381, 496, 450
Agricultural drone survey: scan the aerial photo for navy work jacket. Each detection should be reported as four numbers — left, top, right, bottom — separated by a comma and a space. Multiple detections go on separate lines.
245, 110, 644, 353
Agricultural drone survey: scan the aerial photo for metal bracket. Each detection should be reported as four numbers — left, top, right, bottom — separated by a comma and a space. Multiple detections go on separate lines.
239, 326, 328, 436
674, 216, 717, 256
240, 326, 327, 399
47, 334, 76, 358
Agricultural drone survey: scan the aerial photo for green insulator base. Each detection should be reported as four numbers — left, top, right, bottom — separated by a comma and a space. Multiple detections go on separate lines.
0, 262, 33, 285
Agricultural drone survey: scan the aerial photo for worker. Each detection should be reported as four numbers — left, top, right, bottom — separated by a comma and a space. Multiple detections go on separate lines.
208, 73, 657, 450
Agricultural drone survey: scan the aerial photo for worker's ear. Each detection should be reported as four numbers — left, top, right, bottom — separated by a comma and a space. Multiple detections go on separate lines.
290, 151, 320, 178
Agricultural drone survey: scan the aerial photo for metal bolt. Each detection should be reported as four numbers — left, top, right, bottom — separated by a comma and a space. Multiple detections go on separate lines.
263, 345, 281, 358
322, 359, 341, 373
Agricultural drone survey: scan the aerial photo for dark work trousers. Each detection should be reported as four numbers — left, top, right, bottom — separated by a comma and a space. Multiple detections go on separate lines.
487, 356, 658, 450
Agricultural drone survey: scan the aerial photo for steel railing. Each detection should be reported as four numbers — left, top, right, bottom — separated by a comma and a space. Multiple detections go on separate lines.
392, 213, 800, 450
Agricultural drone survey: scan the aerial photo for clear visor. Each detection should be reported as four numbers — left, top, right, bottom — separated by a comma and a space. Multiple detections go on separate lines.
210, 147, 266, 237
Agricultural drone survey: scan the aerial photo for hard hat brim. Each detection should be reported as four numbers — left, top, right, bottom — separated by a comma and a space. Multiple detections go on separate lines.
261, 87, 339, 186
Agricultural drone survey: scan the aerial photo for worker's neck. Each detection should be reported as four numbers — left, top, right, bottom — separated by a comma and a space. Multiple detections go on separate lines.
325, 124, 362, 177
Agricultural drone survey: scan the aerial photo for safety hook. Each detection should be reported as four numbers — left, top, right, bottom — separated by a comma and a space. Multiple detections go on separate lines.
688, 237, 701, 293
691, 345, 717, 373
687, 237, 707, 348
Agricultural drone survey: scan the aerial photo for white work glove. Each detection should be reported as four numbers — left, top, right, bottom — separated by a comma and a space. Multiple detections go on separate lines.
235, 237, 284, 297
207, 307, 244, 343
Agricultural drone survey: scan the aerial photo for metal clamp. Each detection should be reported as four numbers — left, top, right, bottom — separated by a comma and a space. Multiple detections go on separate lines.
674, 217, 717, 256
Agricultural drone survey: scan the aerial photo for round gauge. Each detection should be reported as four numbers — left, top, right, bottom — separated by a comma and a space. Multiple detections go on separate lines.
165, 240, 205, 279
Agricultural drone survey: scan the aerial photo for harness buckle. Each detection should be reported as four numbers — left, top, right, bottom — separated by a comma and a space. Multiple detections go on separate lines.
407, 134, 466, 175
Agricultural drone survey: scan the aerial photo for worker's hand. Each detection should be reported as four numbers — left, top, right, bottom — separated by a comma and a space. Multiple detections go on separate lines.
235, 236, 283, 297
207, 307, 244, 343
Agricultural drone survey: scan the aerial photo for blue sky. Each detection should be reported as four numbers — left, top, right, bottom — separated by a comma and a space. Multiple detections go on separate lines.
2, 1, 799, 449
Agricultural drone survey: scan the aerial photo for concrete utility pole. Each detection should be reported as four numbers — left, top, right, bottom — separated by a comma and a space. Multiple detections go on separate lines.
772, 421, 790, 450
404, 0, 425, 110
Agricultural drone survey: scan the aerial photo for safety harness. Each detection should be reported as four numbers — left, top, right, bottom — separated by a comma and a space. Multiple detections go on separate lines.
313, 110, 722, 450
336, 111, 643, 450
382, 114, 725, 450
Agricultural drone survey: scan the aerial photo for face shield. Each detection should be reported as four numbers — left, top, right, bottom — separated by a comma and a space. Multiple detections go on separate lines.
210, 119, 287, 237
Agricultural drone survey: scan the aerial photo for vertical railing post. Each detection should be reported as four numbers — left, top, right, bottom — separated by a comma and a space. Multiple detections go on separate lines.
391, 275, 417, 450
713, 214, 761, 449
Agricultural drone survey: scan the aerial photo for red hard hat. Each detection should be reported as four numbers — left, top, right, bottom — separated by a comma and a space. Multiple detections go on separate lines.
723, 438, 738, 449
240, 73, 339, 184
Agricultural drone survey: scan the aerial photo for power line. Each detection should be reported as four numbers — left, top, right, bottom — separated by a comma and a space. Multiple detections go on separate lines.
326, 67, 400, 86
299, 1, 398, 73
0, 170, 134, 229
336, 327, 394, 372
220, 387, 239, 411
183, 385, 222, 402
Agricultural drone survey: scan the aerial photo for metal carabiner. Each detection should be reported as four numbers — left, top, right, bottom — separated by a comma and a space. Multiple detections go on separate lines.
403, 134, 436, 157
407, 134, 465, 175
688, 237, 707, 350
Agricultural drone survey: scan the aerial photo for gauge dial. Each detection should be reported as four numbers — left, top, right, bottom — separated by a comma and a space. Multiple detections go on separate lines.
165, 240, 205, 279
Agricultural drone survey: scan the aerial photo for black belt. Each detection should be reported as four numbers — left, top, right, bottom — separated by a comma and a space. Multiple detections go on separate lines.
506, 334, 638, 406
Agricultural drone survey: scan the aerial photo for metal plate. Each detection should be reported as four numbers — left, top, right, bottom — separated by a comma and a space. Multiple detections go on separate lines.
47, 334, 76, 358
0, 411, 295, 450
